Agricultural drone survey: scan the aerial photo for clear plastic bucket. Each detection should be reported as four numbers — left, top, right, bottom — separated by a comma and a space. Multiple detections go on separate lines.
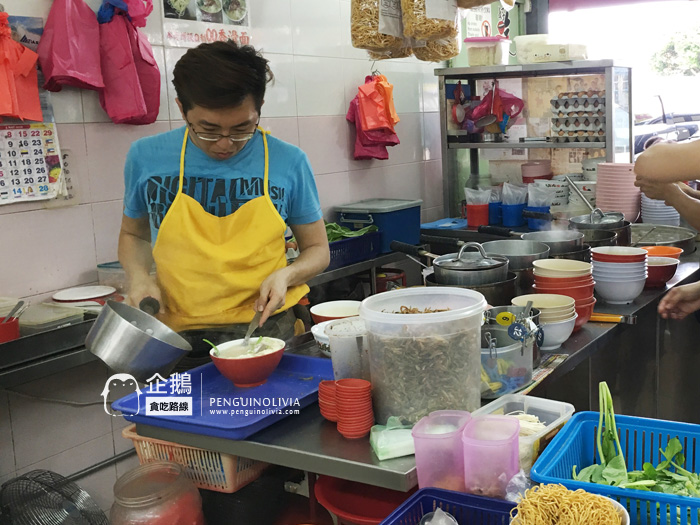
359, 287, 487, 424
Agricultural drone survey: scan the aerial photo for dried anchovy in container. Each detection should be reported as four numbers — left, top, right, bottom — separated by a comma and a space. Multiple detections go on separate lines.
368, 326, 481, 424
413, 37, 460, 62
351, 0, 406, 51
400, 0, 458, 41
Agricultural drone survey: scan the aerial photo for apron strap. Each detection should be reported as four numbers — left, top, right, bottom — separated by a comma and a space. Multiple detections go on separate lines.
259, 127, 270, 198
178, 128, 189, 195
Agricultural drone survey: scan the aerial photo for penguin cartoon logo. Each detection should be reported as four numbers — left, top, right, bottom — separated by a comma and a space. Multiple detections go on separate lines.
101, 374, 141, 416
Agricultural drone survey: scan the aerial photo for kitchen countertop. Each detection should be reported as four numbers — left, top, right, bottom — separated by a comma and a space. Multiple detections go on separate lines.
136, 247, 700, 492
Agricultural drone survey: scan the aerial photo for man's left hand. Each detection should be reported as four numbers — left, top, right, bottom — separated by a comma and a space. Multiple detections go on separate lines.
634, 177, 675, 201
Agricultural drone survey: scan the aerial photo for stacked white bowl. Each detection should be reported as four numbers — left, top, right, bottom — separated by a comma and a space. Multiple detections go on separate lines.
512, 292, 578, 351
641, 194, 681, 226
596, 163, 641, 222
581, 157, 606, 181
591, 247, 648, 305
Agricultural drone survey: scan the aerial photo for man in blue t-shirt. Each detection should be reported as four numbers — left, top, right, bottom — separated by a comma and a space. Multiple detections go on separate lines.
118, 41, 329, 353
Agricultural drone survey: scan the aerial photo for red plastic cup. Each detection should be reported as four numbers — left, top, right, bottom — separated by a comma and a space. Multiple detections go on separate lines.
466, 204, 489, 228
0, 317, 19, 344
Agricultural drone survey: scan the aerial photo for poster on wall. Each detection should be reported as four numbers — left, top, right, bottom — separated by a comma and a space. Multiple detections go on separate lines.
163, 0, 251, 47
0, 16, 64, 206
465, 5, 491, 38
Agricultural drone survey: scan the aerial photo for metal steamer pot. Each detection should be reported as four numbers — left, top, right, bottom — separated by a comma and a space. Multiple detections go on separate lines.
86, 299, 192, 382
579, 229, 618, 248
569, 208, 626, 230
481, 240, 550, 296
424, 272, 517, 306
520, 230, 584, 255
432, 242, 509, 286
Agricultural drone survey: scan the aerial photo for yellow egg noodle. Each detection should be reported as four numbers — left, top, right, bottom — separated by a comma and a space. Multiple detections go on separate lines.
413, 38, 459, 62
351, 0, 405, 51
400, 0, 458, 42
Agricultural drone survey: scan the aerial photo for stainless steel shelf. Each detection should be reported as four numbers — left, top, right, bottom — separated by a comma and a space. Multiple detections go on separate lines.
447, 141, 606, 150
435, 59, 625, 79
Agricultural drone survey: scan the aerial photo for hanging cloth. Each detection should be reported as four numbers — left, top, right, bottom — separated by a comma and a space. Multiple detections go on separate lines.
0, 12, 42, 122
152, 128, 309, 332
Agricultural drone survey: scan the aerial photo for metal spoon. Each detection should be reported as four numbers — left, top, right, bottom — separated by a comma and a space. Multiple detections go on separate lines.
1, 300, 24, 324
243, 310, 262, 346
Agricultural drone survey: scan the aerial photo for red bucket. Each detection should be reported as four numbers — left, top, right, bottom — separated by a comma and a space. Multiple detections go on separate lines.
0, 317, 19, 344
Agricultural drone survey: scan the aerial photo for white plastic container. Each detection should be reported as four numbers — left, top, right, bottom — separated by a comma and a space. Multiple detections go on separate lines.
463, 37, 511, 67
326, 316, 370, 381
513, 34, 549, 64
472, 394, 575, 473
359, 287, 487, 424
19, 303, 84, 336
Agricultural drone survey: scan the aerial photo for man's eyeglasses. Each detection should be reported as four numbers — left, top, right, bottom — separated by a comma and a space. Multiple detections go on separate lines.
186, 118, 260, 142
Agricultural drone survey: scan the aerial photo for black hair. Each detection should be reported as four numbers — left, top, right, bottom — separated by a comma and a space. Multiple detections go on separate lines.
173, 40, 273, 115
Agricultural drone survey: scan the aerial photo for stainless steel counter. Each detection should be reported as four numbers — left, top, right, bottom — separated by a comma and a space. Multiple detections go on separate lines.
136, 248, 700, 492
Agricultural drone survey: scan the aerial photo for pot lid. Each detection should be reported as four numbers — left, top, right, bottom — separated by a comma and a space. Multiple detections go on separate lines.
436, 242, 507, 270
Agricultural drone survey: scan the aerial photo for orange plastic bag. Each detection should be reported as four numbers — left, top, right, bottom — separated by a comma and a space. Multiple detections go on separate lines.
357, 75, 400, 132
0, 13, 42, 122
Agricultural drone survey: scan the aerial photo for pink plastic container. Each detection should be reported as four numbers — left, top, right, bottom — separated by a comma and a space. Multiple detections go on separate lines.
412, 410, 471, 492
461, 415, 519, 499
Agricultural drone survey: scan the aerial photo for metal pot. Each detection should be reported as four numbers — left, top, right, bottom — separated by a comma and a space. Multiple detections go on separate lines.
481, 240, 550, 271
483, 306, 541, 369
433, 242, 509, 286
630, 224, 697, 254
569, 208, 626, 230
86, 300, 192, 382
578, 229, 618, 247
425, 272, 517, 306
550, 243, 592, 262
520, 230, 584, 255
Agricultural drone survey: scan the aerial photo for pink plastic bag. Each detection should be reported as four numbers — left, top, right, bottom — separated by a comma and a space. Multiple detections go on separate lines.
346, 97, 400, 148
99, 12, 160, 124
37, 0, 104, 92
471, 84, 524, 124
346, 98, 389, 160
98, 0, 154, 28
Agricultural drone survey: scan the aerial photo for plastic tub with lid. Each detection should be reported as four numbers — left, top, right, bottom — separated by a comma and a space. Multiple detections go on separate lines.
412, 410, 471, 492
359, 287, 486, 424
472, 393, 575, 473
512, 34, 549, 64
463, 36, 511, 66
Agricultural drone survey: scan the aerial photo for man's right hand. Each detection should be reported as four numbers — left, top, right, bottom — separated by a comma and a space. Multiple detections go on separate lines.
658, 281, 700, 320
126, 274, 162, 310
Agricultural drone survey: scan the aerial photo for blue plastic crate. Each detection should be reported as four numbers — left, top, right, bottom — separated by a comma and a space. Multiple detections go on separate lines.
380, 488, 515, 525
327, 231, 381, 271
531, 411, 700, 525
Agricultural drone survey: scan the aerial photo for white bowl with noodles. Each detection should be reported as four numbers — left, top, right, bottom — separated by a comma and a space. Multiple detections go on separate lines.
606, 497, 629, 525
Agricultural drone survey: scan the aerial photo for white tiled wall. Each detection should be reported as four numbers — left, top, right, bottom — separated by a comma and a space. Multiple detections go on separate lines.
0, 0, 446, 511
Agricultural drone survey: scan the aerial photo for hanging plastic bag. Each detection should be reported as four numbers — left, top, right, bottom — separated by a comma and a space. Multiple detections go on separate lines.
98, 6, 160, 125
369, 417, 415, 461
413, 37, 460, 62
502, 182, 528, 205
472, 84, 524, 127
37, 0, 105, 92
346, 96, 390, 160
401, 0, 459, 41
357, 75, 399, 132
0, 13, 43, 122
347, 97, 400, 147
98, 0, 153, 27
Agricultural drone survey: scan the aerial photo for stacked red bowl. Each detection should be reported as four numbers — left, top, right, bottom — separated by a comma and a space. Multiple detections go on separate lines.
591, 247, 648, 305
595, 163, 641, 222
531, 259, 595, 332
522, 160, 553, 184
335, 379, 374, 439
318, 380, 338, 422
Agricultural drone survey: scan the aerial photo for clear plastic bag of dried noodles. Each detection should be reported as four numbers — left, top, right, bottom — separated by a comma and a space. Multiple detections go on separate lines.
367, 47, 414, 60
401, 0, 459, 41
413, 37, 460, 62
351, 0, 405, 51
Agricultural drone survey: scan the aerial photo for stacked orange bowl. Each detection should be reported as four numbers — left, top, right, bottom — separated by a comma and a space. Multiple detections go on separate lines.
531, 259, 595, 332
335, 379, 374, 439
591, 247, 648, 305
318, 380, 338, 422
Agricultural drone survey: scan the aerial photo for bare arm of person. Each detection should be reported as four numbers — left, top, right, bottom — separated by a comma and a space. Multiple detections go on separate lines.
658, 280, 700, 320
256, 218, 330, 324
661, 184, 700, 232
118, 214, 162, 308
678, 182, 700, 200
635, 141, 700, 185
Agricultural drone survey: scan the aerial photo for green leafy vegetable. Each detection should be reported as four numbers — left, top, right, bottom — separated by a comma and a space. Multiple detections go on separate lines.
325, 222, 378, 243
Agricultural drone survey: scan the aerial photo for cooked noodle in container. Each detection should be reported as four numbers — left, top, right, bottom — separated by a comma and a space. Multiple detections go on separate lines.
401, 0, 458, 41
351, 0, 406, 51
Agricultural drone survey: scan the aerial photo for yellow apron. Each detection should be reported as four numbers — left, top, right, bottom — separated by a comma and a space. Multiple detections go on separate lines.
152, 128, 309, 332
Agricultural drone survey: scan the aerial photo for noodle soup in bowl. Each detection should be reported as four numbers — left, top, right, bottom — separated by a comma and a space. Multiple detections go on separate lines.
210, 337, 285, 388
223, 0, 247, 22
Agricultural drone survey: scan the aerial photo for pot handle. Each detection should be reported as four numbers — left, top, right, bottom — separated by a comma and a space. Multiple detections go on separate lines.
522, 209, 553, 221
390, 240, 432, 258
139, 297, 160, 316
456, 241, 489, 260
477, 225, 516, 237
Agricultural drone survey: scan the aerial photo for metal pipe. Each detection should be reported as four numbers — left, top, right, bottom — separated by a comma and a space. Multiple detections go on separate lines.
66, 449, 136, 482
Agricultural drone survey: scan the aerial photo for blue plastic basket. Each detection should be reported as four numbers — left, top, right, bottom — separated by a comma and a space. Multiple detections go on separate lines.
380, 488, 515, 525
327, 231, 381, 271
531, 411, 700, 525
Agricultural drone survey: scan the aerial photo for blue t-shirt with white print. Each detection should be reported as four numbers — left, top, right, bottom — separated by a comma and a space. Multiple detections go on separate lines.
123, 126, 323, 243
